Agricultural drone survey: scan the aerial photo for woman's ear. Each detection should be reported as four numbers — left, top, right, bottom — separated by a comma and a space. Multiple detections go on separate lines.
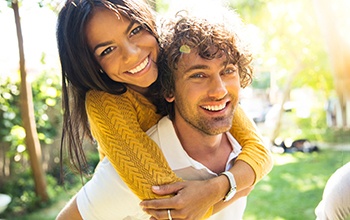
165, 94, 175, 103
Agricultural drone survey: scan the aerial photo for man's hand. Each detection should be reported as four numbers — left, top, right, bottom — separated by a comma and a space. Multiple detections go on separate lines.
140, 180, 222, 220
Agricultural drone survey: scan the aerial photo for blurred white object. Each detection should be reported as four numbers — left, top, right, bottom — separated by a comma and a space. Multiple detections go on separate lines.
0, 193, 11, 214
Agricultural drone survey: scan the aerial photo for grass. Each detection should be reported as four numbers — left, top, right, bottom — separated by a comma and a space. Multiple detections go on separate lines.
5, 149, 350, 220
244, 149, 350, 220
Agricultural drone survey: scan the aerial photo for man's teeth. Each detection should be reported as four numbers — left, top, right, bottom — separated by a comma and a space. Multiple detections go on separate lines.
129, 57, 149, 74
202, 103, 226, 111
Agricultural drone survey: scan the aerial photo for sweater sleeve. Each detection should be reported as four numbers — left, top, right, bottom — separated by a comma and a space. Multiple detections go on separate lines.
230, 105, 273, 184
86, 90, 182, 200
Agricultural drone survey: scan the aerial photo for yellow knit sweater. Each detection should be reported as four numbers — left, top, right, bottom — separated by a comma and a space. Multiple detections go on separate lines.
86, 89, 272, 212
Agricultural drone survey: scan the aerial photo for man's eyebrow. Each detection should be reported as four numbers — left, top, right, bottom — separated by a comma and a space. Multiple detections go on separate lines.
183, 65, 209, 74
183, 60, 227, 74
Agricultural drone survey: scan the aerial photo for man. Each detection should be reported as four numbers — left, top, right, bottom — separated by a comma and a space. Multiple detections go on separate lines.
60, 7, 255, 220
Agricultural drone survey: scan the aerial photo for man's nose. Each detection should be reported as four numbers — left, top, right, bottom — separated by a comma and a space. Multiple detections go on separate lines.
207, 75, 228, 99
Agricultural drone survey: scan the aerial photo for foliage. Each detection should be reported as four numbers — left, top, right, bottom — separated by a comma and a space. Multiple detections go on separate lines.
37, 0, 63, 13
228, 0, 334, 94
327, 128, 350, 143
0, 66, 61, 148
262, 102, 350, 144
0, 76, 22, 154
227, 0, 337, 142
295, 109, 328, 141
31, 71, 62, 144
245, 150, 350, 220
155, 0, 170, 13
0, 147, 99, 219
0, 169, 81, 219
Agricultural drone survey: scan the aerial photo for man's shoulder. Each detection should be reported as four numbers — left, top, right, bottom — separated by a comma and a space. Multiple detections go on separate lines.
146, 116, 172, 139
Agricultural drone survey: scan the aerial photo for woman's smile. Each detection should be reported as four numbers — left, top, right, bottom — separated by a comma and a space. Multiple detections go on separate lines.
127, 55, 150, 74
85, 7, 159, 92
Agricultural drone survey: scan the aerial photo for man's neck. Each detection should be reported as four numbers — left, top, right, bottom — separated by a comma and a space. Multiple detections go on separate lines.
172, 118, 232, 174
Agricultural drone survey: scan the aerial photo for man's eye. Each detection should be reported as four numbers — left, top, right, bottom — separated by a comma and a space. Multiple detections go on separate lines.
100, 47, 115, 56
223, 66, 238, 75
130, 26, 143, 36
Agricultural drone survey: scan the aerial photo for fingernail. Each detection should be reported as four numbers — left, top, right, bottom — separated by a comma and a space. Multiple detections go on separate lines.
152, 185, 160, 190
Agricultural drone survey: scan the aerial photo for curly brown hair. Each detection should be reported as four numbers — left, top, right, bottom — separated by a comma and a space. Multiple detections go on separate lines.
156, 9, 254, 118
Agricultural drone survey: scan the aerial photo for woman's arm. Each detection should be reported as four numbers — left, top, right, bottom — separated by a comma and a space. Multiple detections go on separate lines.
231, 105, 273, 186
56, 196, 82, 220
86, 90, 182, 199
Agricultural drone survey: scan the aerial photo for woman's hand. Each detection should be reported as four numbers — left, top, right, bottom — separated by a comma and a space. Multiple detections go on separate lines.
140, 177, 227, 220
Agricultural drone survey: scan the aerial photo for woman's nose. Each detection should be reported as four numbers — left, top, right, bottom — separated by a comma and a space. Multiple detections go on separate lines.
122, 42, 140, 64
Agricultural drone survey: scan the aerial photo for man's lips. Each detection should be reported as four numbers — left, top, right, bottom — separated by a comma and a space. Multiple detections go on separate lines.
201, 102, 228, 111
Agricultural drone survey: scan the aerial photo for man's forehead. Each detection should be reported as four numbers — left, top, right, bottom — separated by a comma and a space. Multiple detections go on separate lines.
176, 51, 201, 72
176, 50, 228, 74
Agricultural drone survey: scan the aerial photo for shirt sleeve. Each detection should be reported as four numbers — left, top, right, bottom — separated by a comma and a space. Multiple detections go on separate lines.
230, 105, 274, 184
76, 158, 149, 220
86, 90, 181, 200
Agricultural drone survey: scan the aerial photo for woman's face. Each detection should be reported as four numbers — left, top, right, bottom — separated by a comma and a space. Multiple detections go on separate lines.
85, 7, 159, 93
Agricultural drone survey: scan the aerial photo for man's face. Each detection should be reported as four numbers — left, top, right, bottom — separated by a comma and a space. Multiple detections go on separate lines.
166, 50, 241, 135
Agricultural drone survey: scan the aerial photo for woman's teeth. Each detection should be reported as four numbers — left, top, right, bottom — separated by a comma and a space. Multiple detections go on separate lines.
202, 103, 226, 111
129, 57, 149, 74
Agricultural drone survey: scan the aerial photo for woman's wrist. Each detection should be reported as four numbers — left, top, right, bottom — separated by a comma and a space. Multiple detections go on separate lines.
207, 175, 231, 202
229, 160, 255, 191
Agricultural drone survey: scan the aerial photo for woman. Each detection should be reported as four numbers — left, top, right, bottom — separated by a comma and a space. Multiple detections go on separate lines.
57, 0, 273, 219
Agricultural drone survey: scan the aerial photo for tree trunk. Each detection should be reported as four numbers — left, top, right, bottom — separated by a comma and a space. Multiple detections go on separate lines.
270, 63, 303, 143
12, 1, 49, 203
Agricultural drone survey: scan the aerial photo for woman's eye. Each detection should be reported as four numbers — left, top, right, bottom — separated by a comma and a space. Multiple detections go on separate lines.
130, 25, 143, 36
100, 47, 115, 56
190, 73, 205, 78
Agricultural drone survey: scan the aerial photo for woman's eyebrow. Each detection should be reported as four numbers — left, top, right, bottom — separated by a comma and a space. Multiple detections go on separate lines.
93, 41, 114, 54
125, 20, 136, 35
93, 20, 136, 54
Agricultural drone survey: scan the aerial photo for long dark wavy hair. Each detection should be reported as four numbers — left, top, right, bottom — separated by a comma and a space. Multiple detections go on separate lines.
57, 0, 158, 176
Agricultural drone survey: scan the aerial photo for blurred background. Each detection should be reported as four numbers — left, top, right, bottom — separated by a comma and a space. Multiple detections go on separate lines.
0, 0, 349, 219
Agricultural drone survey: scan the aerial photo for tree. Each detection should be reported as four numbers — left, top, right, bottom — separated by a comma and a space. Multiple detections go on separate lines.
230, 0, 335, 141
10, 0, 48, 202
314, 0, 350, 127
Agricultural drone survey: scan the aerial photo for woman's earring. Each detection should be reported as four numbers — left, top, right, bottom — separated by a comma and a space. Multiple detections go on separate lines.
99, 69, 104, 74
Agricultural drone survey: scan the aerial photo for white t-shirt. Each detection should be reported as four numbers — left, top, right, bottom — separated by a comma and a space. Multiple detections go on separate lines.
315, 162, 350, 220
77, 116, 246, 220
